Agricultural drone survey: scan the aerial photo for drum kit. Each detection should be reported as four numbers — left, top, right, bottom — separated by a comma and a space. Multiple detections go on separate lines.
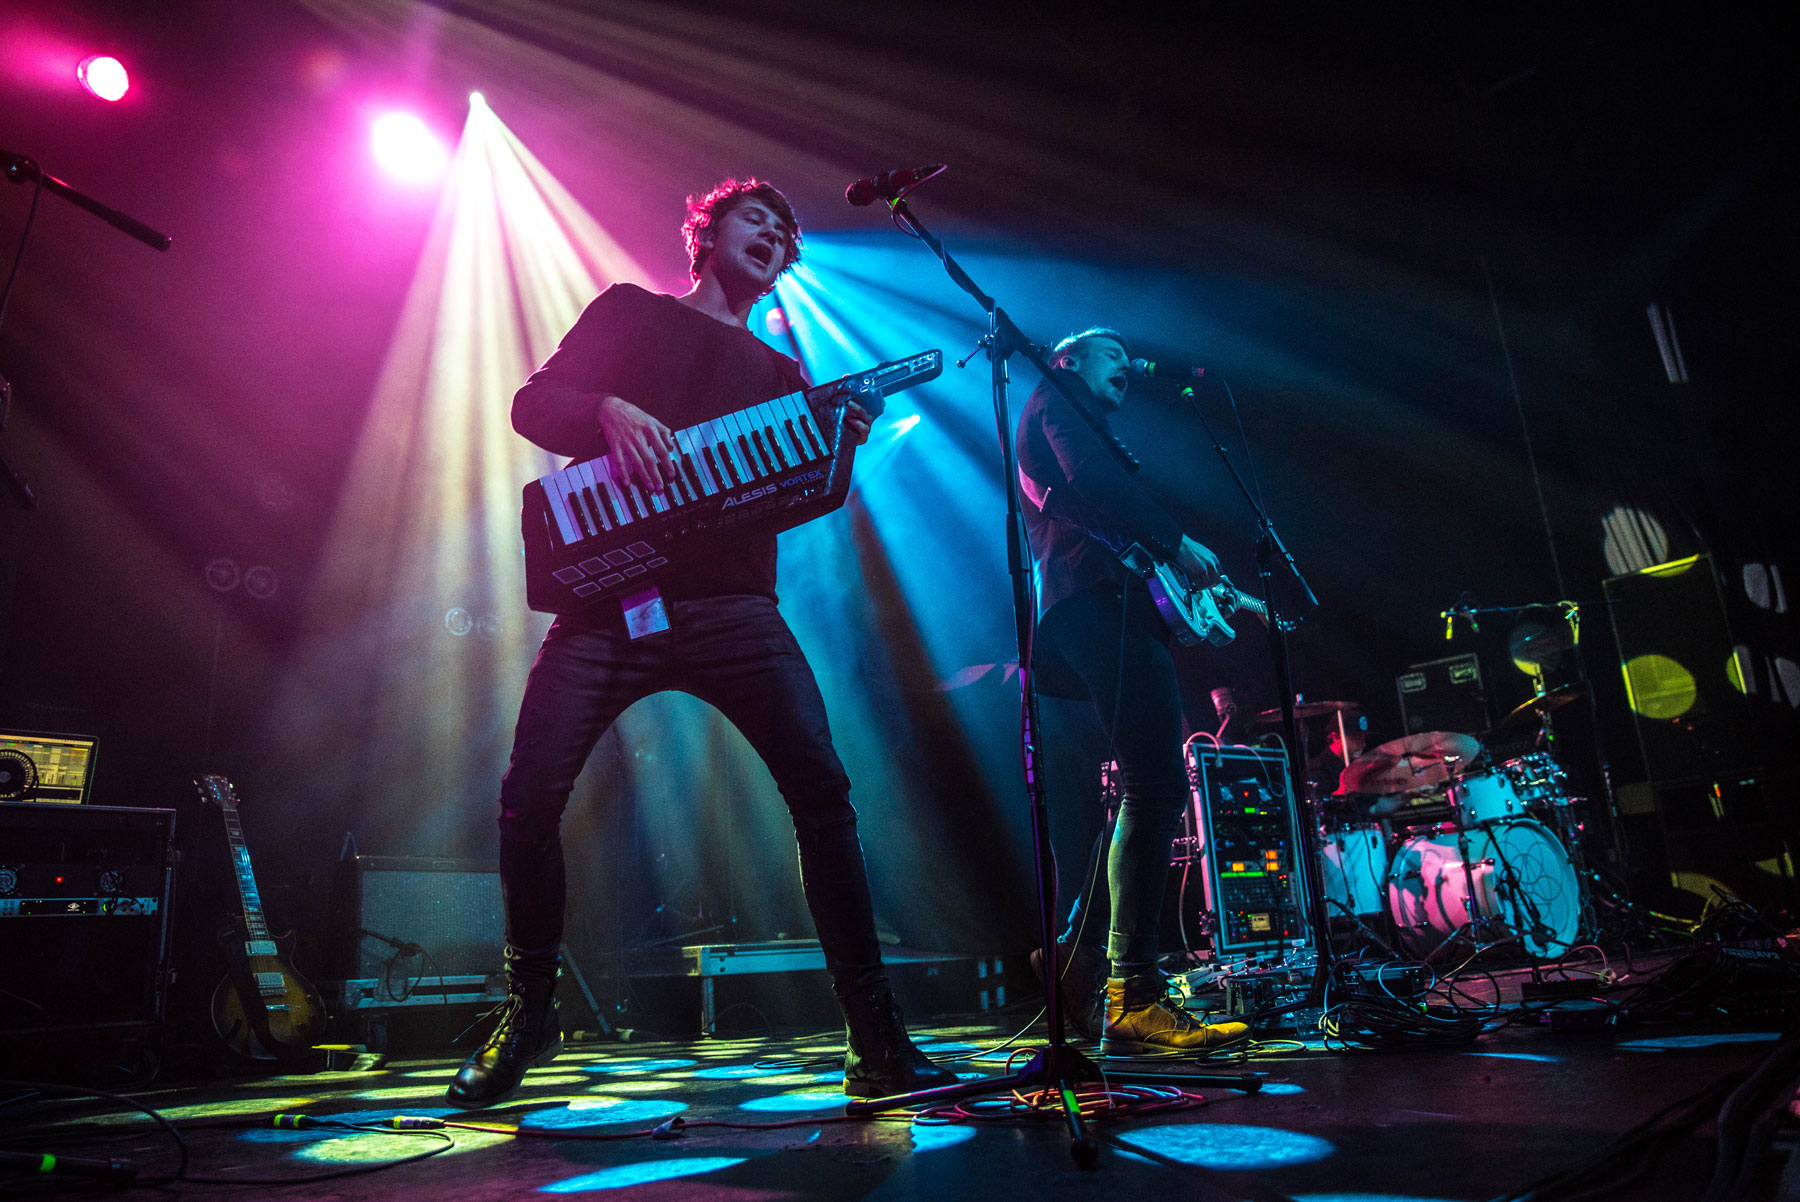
1280, 695, 1596, 961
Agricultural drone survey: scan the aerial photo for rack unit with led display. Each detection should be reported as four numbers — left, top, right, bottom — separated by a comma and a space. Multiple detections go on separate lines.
1181, 740, 1313, 957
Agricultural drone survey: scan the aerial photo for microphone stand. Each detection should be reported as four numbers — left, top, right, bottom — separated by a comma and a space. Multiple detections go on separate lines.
1175, 383, 1333, 1004
841, 193, 1260, 1165
2, 151, 174, 252
0, 150, 171, 518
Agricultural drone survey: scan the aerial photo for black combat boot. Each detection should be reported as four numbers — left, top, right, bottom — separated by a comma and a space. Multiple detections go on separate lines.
839, 983, 957, 1098
446, 954, 562, 1109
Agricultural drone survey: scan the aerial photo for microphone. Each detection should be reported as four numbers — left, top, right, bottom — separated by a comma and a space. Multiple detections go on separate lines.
358, 928, 424, 956
845, 163, 946, 206
1439, 606, 1482, 639
1129, 358, 1205, 382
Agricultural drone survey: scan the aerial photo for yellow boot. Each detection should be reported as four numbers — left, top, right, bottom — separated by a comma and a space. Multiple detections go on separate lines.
1100, 975, 1250, 1056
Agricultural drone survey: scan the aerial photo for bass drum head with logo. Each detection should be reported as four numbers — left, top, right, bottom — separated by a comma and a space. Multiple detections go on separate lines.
1320, 824, 1387, 919
1386, 820, 1580, 959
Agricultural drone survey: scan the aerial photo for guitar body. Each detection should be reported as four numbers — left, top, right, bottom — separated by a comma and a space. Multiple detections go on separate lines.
210, 927, 327, 1060
195, 774, 329, 1063
1119, 544, 1269, 647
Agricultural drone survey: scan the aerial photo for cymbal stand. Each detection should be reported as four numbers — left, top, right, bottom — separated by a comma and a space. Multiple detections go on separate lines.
843, 194, 1259, 1165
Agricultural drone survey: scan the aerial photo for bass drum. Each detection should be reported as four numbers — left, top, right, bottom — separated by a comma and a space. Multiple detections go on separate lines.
1386, 820, 1581, 958
1319, 824, 1387, 919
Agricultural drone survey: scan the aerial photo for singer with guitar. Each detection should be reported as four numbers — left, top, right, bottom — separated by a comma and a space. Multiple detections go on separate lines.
1017, 326, 1250, 1054
448, 178, 952, 1107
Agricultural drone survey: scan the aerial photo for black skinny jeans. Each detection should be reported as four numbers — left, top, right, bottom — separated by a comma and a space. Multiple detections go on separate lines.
495, 594, 882, 993
1034, 582, 1189, 970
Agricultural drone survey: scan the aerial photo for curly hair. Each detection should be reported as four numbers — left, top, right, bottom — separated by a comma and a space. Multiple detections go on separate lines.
682, 178, 803, 282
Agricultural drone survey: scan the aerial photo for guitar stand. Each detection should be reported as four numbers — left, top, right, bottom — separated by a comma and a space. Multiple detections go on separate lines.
844, 193, 1266, 1164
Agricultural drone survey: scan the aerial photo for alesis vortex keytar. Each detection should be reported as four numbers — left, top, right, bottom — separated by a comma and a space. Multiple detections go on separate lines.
522, 348, 942, 614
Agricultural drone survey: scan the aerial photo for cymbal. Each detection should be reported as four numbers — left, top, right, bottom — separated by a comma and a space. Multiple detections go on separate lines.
1497, 682, 1586, 730
1253, 700, 1362, 723
1372, 731, 1482, 761
1337, 730, 1482, 795
1512, 624, 1575, 666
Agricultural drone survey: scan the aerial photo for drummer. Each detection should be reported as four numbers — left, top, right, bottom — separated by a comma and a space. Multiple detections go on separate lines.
1307, 722, 1368, 795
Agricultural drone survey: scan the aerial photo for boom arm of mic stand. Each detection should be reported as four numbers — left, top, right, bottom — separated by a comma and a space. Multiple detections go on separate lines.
888, 200, 1085, 418
3, 152, 172, 252
1178, 387, 1317, 608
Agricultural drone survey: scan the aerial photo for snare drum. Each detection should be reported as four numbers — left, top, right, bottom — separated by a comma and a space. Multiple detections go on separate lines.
1445, 769, 1528, 826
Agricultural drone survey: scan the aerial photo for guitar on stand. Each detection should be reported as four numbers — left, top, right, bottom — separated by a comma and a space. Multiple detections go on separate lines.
194, 774, 327, 1061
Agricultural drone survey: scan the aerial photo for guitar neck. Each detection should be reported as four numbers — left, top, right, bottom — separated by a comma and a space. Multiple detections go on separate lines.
1222, 584, 1268, 618
219, 808, 271, 942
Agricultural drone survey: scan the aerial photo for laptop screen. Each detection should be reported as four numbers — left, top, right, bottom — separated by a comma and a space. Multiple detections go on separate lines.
0, 731, 99, 803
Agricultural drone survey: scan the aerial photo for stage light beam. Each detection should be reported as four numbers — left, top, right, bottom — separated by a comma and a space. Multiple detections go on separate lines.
77, 55, 129, 101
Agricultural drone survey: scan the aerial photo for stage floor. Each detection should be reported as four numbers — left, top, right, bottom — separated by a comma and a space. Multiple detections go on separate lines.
9, 989, 1794, 1202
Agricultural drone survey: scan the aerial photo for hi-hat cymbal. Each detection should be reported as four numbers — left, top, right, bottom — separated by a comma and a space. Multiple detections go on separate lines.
1253, 700, 1362, 723
1337, 730, 1482, 795
1497, 682, 1586, 730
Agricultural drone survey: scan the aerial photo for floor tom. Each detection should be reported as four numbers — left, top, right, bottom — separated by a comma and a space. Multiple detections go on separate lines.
1320, 824, 1387, 919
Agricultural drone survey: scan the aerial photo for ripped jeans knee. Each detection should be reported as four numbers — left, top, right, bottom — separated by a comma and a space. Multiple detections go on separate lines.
498, 804, 561, 851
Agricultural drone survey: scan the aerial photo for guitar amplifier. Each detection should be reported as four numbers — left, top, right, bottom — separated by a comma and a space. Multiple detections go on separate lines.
1396, 653, 1489, 736
0, 803, 176, 1047
330, 856, 504, 983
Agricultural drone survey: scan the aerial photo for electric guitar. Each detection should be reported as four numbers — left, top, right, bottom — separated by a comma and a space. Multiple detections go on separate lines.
1120, 543, 1270, 646
195, 774, 327, 1061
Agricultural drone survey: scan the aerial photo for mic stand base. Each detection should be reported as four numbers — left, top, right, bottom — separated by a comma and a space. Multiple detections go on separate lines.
847, 1041, 1264, 1160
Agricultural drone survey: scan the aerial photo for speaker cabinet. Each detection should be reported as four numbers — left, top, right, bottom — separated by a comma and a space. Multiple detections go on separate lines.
0, 803, 176, 1047
1396, 653, 1489, 737
1604, 554, 1758, 783
330, 856, 504, 982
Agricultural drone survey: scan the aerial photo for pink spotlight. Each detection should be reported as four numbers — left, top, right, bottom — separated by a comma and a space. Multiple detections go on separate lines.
77, 55, 129, 102
370, 111, 448, 184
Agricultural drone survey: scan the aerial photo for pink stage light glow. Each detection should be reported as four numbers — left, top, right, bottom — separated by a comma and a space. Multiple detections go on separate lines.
77, 54, 129, 101
370, 111, 448, 184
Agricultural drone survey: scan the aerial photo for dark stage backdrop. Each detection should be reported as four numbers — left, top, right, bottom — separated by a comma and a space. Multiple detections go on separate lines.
1, 1, 1795, 1012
